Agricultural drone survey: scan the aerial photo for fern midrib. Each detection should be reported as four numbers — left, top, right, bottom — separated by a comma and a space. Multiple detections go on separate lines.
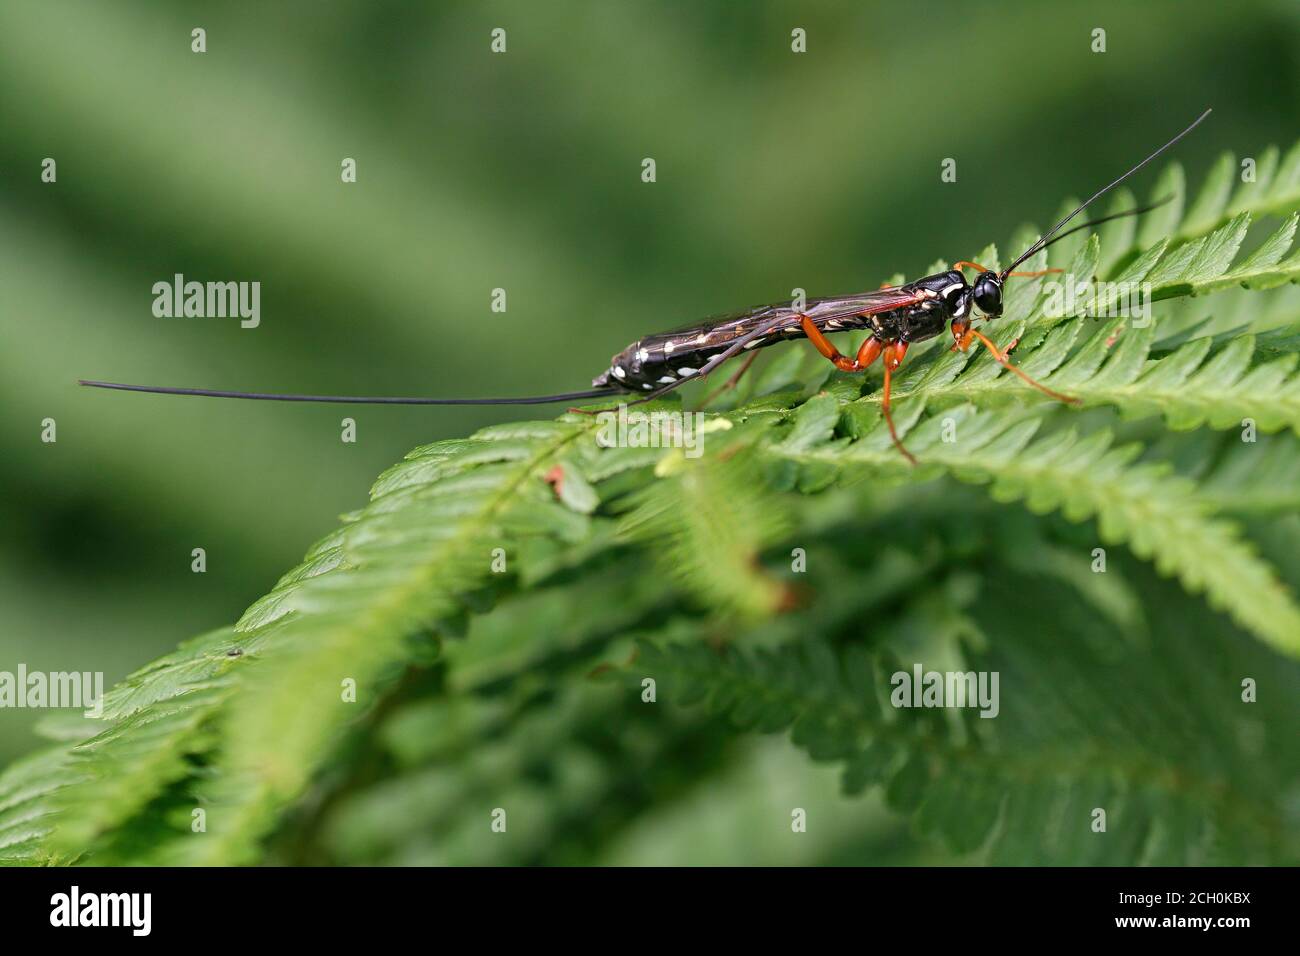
346, 420, 595, 636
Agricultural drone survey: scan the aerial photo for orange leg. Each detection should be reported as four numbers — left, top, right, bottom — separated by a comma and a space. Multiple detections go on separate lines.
954, 259, 1061, 279
966, 328, 1079, 405
880, 341, 916, 466
952, 321, 1016, 354
800, 315, 883, 372
852, 335, 884, 370
949, 319, 972, 352
1006, 267, 1062, 278
801, 315, 914, 463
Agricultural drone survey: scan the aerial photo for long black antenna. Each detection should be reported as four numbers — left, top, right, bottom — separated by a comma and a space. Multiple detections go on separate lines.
1019, 194, 1173, 258
1001, 108, 1211, 278
77, 380, 618, 405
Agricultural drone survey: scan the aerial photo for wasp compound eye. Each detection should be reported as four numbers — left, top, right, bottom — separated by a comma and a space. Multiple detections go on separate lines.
973, 273, 1003, 317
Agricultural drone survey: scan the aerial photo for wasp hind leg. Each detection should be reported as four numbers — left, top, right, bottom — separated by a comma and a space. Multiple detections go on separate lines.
698, 352, 759, 408
799, 315, 883, 372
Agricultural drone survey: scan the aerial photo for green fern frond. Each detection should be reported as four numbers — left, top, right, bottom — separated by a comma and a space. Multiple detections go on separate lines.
851, 199, 1300, 437
3, 626, 249, 864
0, 747, 78, 865
878, 319, 1300, 436
770, 403, 1300, 657
616, 421, 793, 616
170, 418, 606, 864
1105, 140, 1300, 269
1197, 433, 1300, 514
49, 685, 226, 857
636, 563, 1300, 864
1184, 142, 1300, 232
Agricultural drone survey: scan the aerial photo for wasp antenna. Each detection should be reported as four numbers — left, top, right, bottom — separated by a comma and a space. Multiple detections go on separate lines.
1011, 195, 1176, 267
1002, 109, 1211, 278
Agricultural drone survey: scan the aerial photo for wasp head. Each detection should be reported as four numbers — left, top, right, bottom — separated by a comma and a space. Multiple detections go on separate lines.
972, 272, 1004, 318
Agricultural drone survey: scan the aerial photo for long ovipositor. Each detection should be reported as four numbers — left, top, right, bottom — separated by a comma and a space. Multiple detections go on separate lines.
81, 109, 1211, 462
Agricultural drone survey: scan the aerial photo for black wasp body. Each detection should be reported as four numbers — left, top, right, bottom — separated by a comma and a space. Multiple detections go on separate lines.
593, 269, 1004, 394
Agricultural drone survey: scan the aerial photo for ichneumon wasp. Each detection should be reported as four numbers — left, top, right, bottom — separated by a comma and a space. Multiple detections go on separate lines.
82, 110, 1212, 464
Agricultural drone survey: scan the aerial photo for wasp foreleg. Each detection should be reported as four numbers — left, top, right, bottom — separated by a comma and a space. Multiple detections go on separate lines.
964, 328, 1079, 405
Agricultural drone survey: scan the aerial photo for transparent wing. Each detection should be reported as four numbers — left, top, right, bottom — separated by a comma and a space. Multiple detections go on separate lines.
628, 288, 925, 403
653, 288, 924, 342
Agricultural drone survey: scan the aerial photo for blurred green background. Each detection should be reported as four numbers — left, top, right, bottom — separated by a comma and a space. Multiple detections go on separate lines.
0, 0, 1296, 838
